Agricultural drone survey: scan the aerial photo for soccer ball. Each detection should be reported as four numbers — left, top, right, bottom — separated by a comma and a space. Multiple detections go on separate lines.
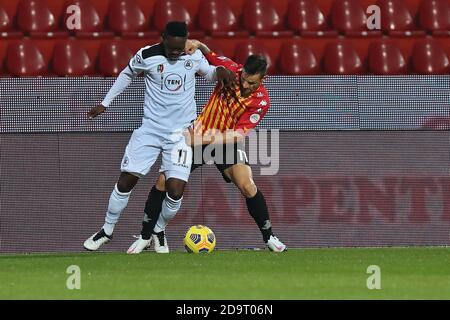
184, 225, 216, 253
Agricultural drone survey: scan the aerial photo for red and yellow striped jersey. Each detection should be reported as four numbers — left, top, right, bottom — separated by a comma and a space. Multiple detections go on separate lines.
194, 52, 270, 135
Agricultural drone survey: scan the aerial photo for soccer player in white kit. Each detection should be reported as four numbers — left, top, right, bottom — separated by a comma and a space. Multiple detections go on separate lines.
83, 22, 236, 251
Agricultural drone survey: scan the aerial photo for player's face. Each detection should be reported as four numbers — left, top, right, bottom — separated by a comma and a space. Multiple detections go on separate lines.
162, 35, 187, 60
240, 71, 263, 97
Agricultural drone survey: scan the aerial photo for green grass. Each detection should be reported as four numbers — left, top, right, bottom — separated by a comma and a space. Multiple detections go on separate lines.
0, 248, 449, 299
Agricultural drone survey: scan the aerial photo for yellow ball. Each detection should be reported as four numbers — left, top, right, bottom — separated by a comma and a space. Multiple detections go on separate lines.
183, 225, 216, 253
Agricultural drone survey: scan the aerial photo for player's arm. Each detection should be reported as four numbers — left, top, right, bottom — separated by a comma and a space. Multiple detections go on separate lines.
88, 50, 146, 119
186, 97, 270, 146
196, 51, 237, 90
185, 39, 241, 72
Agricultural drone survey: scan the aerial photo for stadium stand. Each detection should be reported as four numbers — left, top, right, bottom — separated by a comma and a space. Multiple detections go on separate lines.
368, 41, 408, 74
6, 41, 47, 76
197, 0, 249, 37
0, 0, 449, 75
377, 0, 426, 37
52, 40, 94, 76
418, 0, 450, 36
279, 41, 320, 75
287, 0, 338, 37
98, 40, 133, 76
411, 39, 450, 74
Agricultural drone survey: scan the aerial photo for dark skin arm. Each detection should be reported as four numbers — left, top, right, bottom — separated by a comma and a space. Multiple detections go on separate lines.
87, 104, 106, 119
186, 39, 237, 91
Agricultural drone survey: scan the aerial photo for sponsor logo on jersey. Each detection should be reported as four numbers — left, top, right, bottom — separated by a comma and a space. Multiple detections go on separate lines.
259, 100, 268, 106
164, 73, 183, 91
157, 64, 164, 73
250, 113, 260, 124
184, 60, 193, 70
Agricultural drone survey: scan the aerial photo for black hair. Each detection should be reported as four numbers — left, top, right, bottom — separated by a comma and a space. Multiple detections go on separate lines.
243, 55, 268, 77
164, 21, 188, 37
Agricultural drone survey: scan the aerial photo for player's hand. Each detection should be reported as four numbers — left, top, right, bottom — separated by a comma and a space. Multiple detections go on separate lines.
185, 39, 201, 55
216, 66, 237, 92
88, 104, 106, 119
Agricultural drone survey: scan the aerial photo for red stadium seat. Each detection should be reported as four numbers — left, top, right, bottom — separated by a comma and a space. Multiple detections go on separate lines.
323, 41, 364, 74
62, 0, 113, 38
418, 0, 450, 36
152, 0, 204, 38
287, 0, 338, 37
98, 41, 134, 76
330, 0, 382, 37
411, 40, 450, 74
52, 41, 93, 76
377, 0, 425, 36
242, 0, 293, 37
233, 41, 275, 74
279, 42, 320, 75
197, 0, 249, 37
0, 6, 23, 38
6, 41, 47, 76
108, 0, 157, 38
17, 0, 67, 38
201, 39, 226, 56
0, 5, 12, 31
368, 41, 408, 74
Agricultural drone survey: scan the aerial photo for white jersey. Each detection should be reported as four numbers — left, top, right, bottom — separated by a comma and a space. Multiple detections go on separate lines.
102, 43, 218, 133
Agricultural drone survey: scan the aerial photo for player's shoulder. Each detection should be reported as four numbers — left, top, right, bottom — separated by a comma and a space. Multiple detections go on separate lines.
186, 49, 205, 61
138, 43, 165, 61
252, 85, 270, 106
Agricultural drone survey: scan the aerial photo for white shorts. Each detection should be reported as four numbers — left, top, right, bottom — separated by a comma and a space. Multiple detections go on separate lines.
120, 126, 193, 182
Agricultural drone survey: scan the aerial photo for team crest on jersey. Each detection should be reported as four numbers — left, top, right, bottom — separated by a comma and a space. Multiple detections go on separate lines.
259, 100, 268, 106
250, 113, 261, 124
136, 55, 142, 64
157, 64, 164, 73
184, 60, 193, 70
165, 73, 183, 91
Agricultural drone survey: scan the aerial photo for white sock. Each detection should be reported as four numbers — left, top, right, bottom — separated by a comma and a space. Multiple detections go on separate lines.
153, 193, 182, 233
103, 184, 131, 236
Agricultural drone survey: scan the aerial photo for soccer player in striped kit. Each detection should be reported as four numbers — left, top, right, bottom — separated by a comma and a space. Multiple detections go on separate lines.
128, 40, 287, 254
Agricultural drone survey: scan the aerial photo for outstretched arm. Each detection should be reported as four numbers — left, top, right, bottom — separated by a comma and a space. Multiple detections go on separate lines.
88, 66, 136, 119
88, 48, 147, 118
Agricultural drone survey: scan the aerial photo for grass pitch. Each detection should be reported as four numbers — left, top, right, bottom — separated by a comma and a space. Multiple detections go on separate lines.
0, 247, 448, 299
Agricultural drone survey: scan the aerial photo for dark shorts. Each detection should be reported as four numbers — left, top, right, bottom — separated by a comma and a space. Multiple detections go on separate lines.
190, 143, 250, 183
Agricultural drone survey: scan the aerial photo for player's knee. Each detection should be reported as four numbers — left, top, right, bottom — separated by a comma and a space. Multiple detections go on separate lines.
117, 172, 139, 193
165, 179, 185, 200
238, 181, 257, 198
156, 174, 166, 192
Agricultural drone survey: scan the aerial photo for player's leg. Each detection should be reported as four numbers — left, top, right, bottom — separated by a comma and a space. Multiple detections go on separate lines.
223, 163, 287, 252
150, 135, 193, 253
85, 128, 161, 251
135, 145, 203, 253
139, 173, 166, 240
